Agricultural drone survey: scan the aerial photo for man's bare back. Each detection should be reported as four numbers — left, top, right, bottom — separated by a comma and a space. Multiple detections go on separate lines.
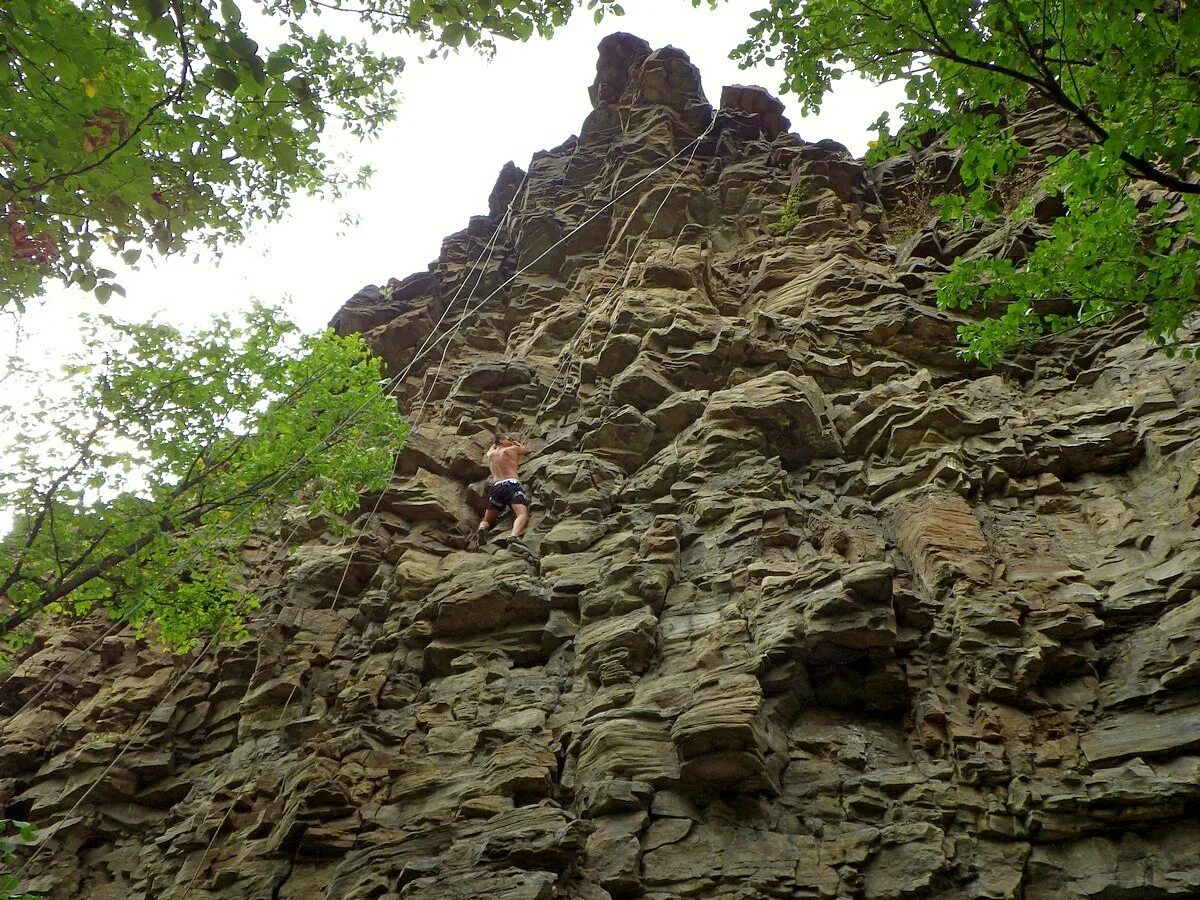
486, 441, 526, 481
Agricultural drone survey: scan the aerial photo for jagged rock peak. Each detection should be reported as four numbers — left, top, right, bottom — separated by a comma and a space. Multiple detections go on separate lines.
721, 83, 790, 140
582, 33, 791, 143
580, 33, 713, 141
588, 32, 653, 108
487, 159, 527, 216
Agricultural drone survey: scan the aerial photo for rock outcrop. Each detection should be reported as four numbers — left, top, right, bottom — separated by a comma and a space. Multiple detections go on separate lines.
4, 32, 1200, 900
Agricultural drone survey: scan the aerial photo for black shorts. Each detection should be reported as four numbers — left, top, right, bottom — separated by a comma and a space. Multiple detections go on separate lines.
488, 480, 530, 511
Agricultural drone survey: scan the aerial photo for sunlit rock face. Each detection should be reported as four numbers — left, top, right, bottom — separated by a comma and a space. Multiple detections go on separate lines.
6, 32, 1200, 900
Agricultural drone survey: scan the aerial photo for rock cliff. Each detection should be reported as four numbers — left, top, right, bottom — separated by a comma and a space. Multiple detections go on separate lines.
4, 32, 1200, 900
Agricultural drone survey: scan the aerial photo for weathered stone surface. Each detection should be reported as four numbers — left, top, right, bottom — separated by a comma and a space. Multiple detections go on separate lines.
700, 370, 842, 466
1025, 820, 1200, 900
1079, 706, 1200, 764
5, 32, 1200, 900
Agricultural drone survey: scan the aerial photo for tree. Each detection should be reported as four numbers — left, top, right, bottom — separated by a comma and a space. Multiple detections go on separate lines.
0, 0, 624, 309
732, 0, 1200, 363
0, 304, 407, 653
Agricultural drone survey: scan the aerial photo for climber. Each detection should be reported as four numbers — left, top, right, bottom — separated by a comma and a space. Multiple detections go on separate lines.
477, 434, 531, 545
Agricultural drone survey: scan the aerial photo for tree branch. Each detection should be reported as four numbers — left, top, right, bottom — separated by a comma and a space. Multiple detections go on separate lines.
308, 0, 412, 20
0, 420, 104, 598
963, 0, 1199, 194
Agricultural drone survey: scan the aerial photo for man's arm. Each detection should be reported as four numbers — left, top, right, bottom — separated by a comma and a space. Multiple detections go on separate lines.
514, 441, 531, 457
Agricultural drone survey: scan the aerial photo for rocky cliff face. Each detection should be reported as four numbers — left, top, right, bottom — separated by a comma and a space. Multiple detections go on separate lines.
4, 32, 1200, 900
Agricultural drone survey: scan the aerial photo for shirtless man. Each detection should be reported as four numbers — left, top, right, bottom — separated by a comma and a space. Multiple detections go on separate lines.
478, 435, 531, 543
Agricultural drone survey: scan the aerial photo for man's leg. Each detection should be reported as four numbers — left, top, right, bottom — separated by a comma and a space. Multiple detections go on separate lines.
510, 503, 530, 538
478, 506, 500, 532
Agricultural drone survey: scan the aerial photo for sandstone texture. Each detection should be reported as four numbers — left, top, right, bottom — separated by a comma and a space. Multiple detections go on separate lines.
4, 32, 1200, 900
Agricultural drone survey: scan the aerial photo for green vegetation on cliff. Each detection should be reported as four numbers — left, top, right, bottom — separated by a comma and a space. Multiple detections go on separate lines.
0, 0, 625, 307
0, 304, 406, 653
0, 820, 36, 900
734, 0, 1200, 362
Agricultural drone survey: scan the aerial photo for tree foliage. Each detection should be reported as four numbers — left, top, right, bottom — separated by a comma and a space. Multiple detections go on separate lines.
0, 820, 38, 900
0, 0, 623, 308
0, 304, 407, 653
733, 0, 1200, 363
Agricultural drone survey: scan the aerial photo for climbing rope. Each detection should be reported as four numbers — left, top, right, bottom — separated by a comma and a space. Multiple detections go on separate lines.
267, 117, 722, 652
11, 173, 532, 893
533, 115, 716, 418
406, 185, 525, 396
389, 112, 721, 398
173, 117, 719, 899
403, 174, 530, 433
174, 186, 538, 896
10, 113, 720, 895
261, 114, 721, 727
0, 181, 528, 729
175, 189, 530, 897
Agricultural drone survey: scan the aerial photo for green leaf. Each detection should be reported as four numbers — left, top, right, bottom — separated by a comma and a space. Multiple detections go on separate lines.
246, 56, 267, 85
133, 0, 168, 20
211, 67, 240, 93
228, 32, 260, 63
266, 52, 291, 76
220, 0, 242, 26
147, 14, 176, 44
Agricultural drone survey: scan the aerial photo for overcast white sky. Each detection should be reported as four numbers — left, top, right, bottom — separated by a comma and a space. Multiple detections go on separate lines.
10, 0, 902, 348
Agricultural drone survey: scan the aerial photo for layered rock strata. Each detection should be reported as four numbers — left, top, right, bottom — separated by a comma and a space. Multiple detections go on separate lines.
4, 32, 1200, 900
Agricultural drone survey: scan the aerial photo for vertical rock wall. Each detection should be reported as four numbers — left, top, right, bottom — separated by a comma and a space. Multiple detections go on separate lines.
4, 32, 1200, 900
